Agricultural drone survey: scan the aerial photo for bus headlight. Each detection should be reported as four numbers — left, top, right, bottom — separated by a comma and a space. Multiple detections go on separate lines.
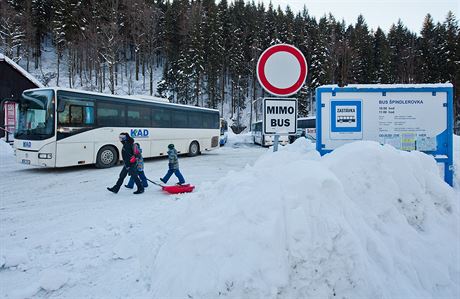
38, 153, 53, 159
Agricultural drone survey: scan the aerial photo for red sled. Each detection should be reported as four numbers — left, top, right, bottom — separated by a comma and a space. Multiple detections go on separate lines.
162, 184, 195, 194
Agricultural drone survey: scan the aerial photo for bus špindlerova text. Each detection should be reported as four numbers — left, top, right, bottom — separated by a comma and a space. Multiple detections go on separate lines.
14, 88, 220, 168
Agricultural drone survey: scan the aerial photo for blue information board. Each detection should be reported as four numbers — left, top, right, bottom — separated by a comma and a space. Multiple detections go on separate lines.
316, 84, 454, 186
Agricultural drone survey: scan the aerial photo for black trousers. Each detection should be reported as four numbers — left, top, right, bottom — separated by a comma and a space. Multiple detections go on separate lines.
114, 166, 143, 191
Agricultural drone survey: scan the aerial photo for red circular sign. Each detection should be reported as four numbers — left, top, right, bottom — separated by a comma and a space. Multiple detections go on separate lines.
257, 44, 308, 97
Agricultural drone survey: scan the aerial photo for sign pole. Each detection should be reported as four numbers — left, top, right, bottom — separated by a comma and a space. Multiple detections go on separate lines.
273, 134, 279, 152
256, 44, 308, 151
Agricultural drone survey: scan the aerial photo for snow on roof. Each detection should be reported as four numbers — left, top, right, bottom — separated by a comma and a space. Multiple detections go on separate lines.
298, 115, 316, 120
29, 87, 219, 112
319, 83, 453, 89
125, 94, 170, 103
0, 54, 44, 88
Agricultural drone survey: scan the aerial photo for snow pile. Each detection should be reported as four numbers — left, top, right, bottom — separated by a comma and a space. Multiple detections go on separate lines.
145, 138, 459, 298
0, 140, 15, 169
454, 134, 460, 189
39, 269, 69, 291
226, 130, 254, 146
0, 139, 14, 155
0, 248, 28, 269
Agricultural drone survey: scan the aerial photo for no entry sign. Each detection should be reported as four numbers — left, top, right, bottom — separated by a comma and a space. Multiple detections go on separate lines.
257, 44, 308, 97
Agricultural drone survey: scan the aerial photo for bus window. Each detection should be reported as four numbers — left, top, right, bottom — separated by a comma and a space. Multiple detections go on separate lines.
203, 113, 218, 129
69, 106, 83, 123
58, 98, 94, 126
85, 107, 94, 124
189, 112, 203, 128
57, 96, 95, 139
128, 105, 151, 127
172, 110, 188, 128
152, 108, 171, 128
97, 102, 126, 126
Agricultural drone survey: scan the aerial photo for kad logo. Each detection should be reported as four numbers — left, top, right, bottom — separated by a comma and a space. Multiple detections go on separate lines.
23, 141, 31, 148
130, 129, 149, 138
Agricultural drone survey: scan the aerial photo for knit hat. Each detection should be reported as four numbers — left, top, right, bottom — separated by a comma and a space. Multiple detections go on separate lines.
168, 144, 174, 149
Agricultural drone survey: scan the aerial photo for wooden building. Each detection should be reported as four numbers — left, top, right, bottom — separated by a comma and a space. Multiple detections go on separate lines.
0, 54, 44, 138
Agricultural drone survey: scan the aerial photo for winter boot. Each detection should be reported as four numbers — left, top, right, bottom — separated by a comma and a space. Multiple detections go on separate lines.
160, 178, 166, 184
133, 188, 144, 194
107, 186, 119, 194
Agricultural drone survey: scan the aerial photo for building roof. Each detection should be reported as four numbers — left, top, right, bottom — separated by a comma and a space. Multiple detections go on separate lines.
0, 53, 44, 88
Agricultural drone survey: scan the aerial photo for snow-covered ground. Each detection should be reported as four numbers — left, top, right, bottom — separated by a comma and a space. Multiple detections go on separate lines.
0, 135, 459, 298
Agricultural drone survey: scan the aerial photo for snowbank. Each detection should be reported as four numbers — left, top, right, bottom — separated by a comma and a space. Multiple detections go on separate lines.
0, 140, 15, 169
39, 269, 69, 291
146, 138, 459, 298
454, 134, 460, 189
226, 130, 254, 146
0, 140, 14, 155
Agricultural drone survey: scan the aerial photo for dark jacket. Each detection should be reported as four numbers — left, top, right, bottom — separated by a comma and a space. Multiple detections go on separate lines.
121, 136, 138, 168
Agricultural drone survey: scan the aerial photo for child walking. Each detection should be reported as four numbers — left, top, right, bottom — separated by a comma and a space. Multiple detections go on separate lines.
107, 133, 144, 194
160, 144, 185, 185
125, 143, 148, 189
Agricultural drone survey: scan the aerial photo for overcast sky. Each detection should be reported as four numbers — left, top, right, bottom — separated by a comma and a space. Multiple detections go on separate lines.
257, 0, 459, 33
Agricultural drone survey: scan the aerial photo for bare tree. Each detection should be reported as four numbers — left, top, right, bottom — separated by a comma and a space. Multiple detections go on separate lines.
0, 3, 24, 61
97, 0, 122, 94
143, 3, 160, 95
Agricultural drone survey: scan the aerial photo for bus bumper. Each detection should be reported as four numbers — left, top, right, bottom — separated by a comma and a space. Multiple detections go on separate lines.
16, 148, 56, 167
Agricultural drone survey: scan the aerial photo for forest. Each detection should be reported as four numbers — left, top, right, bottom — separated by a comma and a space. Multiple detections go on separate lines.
1, 0, 459, 122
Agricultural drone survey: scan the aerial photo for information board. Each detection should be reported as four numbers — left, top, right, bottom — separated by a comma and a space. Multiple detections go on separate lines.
316, 84, 454, 186
263, 98, 297, 135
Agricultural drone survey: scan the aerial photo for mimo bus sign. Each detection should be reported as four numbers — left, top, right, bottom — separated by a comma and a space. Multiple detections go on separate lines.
316, 84, 454, 186
257, 44, 306, 151
263, 98, 297, 135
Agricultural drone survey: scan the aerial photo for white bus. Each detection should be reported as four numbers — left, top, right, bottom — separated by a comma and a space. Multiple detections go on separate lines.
14, 88, 220, 168
251, 120, 289, 146
219, 118, 228, 146
289, 116, 316, 143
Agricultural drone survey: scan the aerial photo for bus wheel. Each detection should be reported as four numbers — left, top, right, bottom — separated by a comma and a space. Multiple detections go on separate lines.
188, 141, 200, 157
96, 146, 118, 168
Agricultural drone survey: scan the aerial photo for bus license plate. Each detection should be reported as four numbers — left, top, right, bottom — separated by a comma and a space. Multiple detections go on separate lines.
21, 159, 31, 165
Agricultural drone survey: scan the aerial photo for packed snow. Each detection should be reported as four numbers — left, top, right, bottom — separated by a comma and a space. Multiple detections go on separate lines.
454, 134, 460, 189
0, 136, 459, 298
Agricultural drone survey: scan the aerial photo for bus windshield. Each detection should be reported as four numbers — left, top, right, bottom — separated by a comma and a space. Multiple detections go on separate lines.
15, 89, 55, 140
